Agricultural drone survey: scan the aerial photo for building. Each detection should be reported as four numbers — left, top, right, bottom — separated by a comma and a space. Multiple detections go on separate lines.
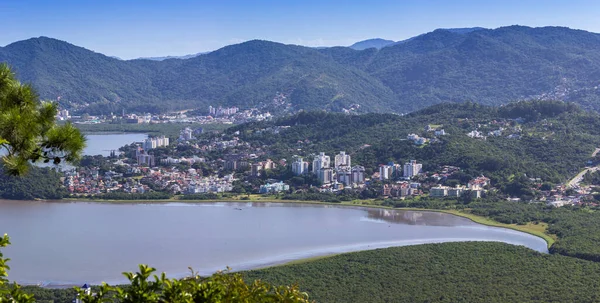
312, 152, 331, 173
179, 127, 194, 141
251, 159, 277, 177
468, 176, 490, 190
251, 163, 263, 177
351, 166, 366, 184
379, 165, 393, 181
143, 136, 169, 150
317, 167, 334, 184
430, 186, 449, 197
434, 129, 446, 136
136, 148, 155, 167
448, 187, 466, 197
259, 182, 290, 194
291, 157, 309, 175
334, 151, 351, 168
336, 166, 352, 186
403, 160, 422, 178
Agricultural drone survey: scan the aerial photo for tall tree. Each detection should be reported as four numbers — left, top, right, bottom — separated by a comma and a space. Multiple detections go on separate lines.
0, 63, 85, 175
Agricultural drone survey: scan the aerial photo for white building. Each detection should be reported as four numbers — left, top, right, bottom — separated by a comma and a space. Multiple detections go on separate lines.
143, 136, 169, 150
312, 152, 331, 173
259, 182, 290, 194
334, 151, 351, 168
379, 165, 393, 181
292, 157, 309, 175
403, 160, 422, 178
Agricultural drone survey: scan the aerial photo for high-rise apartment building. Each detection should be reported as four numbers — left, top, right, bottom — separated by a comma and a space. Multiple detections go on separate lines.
403, 160, 423, 178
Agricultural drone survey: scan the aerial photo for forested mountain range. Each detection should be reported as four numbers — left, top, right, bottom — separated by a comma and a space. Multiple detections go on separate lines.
1, 26, 600, 114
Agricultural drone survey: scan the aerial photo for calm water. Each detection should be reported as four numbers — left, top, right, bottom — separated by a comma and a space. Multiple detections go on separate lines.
84, 133, 148, 156
0, 201, 548, 286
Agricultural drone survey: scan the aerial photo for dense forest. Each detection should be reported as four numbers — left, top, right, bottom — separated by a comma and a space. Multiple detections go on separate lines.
245, 242, 600, 303
0, 166, 66, 200
2, 26, 600, 113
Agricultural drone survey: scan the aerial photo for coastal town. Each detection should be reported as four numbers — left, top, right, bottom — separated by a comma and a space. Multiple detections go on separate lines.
59, 111, 597, 208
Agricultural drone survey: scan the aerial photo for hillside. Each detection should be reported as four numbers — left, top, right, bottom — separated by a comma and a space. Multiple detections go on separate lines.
348, 38, 395, 50
2, 26, 600, 114
225, 100, 600, 191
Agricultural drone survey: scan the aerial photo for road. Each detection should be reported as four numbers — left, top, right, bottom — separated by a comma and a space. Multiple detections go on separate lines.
566, 148, 600, 188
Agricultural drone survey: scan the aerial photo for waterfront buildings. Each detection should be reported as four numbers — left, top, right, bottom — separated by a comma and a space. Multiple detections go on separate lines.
259, 181, 290, 194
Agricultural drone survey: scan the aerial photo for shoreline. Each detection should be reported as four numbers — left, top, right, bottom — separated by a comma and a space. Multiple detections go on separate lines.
4, 197, 553, 288
59, 197, 555, 247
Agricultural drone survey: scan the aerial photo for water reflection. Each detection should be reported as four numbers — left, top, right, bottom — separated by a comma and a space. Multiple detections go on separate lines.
366, 208, 474, 226
0, 200, 547, 285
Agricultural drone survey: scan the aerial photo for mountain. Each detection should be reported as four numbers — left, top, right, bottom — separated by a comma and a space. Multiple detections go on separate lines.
440, 27, 487, 34
1, 26, 600, 114
323, 25, 600, 111
349, 38, 395, 50
136, 52, 208, 61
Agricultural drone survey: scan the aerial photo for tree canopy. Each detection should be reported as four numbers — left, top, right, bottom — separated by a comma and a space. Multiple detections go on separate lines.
0, 63, 85, 175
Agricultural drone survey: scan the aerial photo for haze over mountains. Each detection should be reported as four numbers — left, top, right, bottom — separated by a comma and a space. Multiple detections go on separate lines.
1, 25, 600, 115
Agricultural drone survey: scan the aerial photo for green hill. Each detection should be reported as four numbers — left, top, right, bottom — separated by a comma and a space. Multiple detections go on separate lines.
2, 26, 600, 114
245, 242, 600, 303
226, 100, 600, 190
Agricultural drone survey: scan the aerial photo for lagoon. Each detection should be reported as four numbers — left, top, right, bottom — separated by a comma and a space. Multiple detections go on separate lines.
0, 201, 548, 286
83, 133, 148, 156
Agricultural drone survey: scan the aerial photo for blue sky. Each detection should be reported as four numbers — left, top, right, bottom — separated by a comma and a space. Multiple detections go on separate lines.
1, 0, 599, 59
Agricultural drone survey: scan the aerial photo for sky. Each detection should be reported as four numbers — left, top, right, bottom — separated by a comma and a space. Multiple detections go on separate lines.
1, 0, 600, 59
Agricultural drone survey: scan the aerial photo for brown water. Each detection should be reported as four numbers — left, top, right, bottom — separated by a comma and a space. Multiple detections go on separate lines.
0, 200, 548, 286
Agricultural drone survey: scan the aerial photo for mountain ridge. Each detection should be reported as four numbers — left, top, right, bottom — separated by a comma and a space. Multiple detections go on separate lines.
1, 26, 600, 114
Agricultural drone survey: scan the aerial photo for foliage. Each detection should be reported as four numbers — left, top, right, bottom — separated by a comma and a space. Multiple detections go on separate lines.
386, 195, 600, 263
0, 64, 86, 175
227, 101, 600, 196
0, 166, 67, 200
4, 27, 600, 114
95, 192, 172, 200
178, 193, 220, 200
245, 242, 600, 303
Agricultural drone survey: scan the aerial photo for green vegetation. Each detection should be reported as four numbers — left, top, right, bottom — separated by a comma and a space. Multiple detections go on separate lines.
0, 166, 67, 200
3, 26, 600, 114
0, 63, 85, 175
227, 100, 600, 194
96, 192, 172, 200
245, 242, 600, 303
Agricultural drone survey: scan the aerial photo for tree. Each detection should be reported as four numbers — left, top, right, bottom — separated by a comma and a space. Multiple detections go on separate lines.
0, 64, 85, 175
